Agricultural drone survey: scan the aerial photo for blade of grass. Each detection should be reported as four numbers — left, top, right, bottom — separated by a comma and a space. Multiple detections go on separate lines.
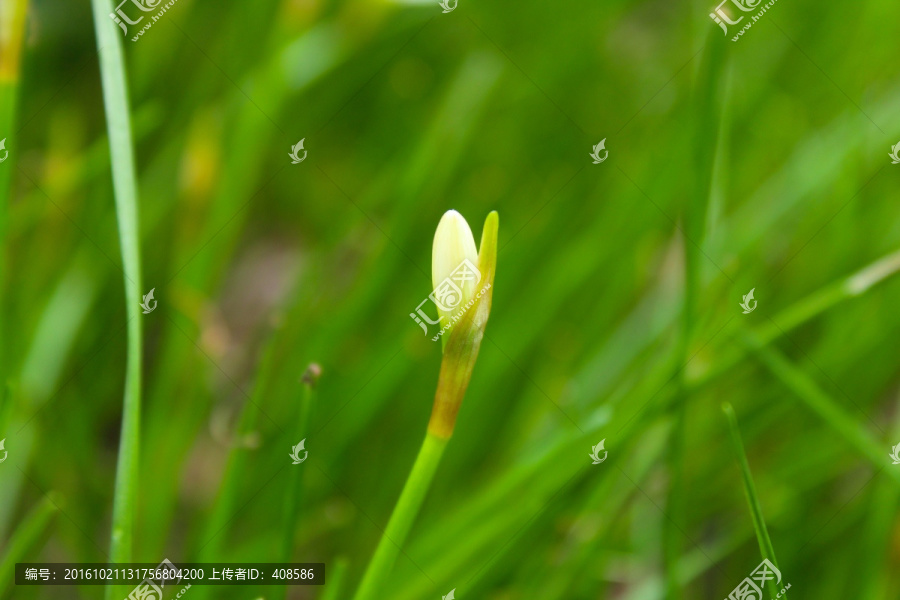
722, 403, 784, 599
742, 333, 899, 484
0, 0, 28, 418
90, 0, 145, 595
856, 395, 900, 599
195, 329, 282, 562
0, 494, 59, 596
667, 25, 728, 599
319, 557, 348, 600
691, 247, 900, 389
277, 363, 319, 600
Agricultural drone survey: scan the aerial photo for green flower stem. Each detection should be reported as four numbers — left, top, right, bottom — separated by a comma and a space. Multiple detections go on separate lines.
352, 211, 495, 600
352, 432, 448, 600
90, 0, 144, 595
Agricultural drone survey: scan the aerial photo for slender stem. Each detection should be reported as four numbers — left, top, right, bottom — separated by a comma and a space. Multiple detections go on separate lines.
0, 494, 59, 596
90, 0, 143, 593
744, 334, 897, 483
353, 432, 448, 600
320, 557, 348, 600
0, 0, 28, 408
278, 366, 317, 600
722, 404, 784, 600
666, 29, 726, 598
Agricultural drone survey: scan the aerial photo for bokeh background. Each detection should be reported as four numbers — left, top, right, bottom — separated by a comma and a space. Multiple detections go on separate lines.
1, 0, 900, 598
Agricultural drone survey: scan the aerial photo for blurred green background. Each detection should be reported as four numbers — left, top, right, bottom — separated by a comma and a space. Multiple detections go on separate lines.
1, 0, 900, 598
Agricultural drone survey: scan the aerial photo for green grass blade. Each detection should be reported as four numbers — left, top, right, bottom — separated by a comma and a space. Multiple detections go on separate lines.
277, 364, 319, 599
856, 405, 900, 599
743, 334, 898, 484
0, 494, 59, 596
90, 0, 144, 593
691, 247, 900, 390
0, 0, 28, 412
319, 557, 348, 600
666, 24, 729, 599
722, 403, 783, 599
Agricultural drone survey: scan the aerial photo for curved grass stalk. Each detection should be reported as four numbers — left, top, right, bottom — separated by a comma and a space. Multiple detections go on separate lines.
90, 0, 144, 595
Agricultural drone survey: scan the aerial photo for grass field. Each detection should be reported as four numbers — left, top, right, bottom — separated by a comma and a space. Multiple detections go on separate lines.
1, 0, 900, 598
